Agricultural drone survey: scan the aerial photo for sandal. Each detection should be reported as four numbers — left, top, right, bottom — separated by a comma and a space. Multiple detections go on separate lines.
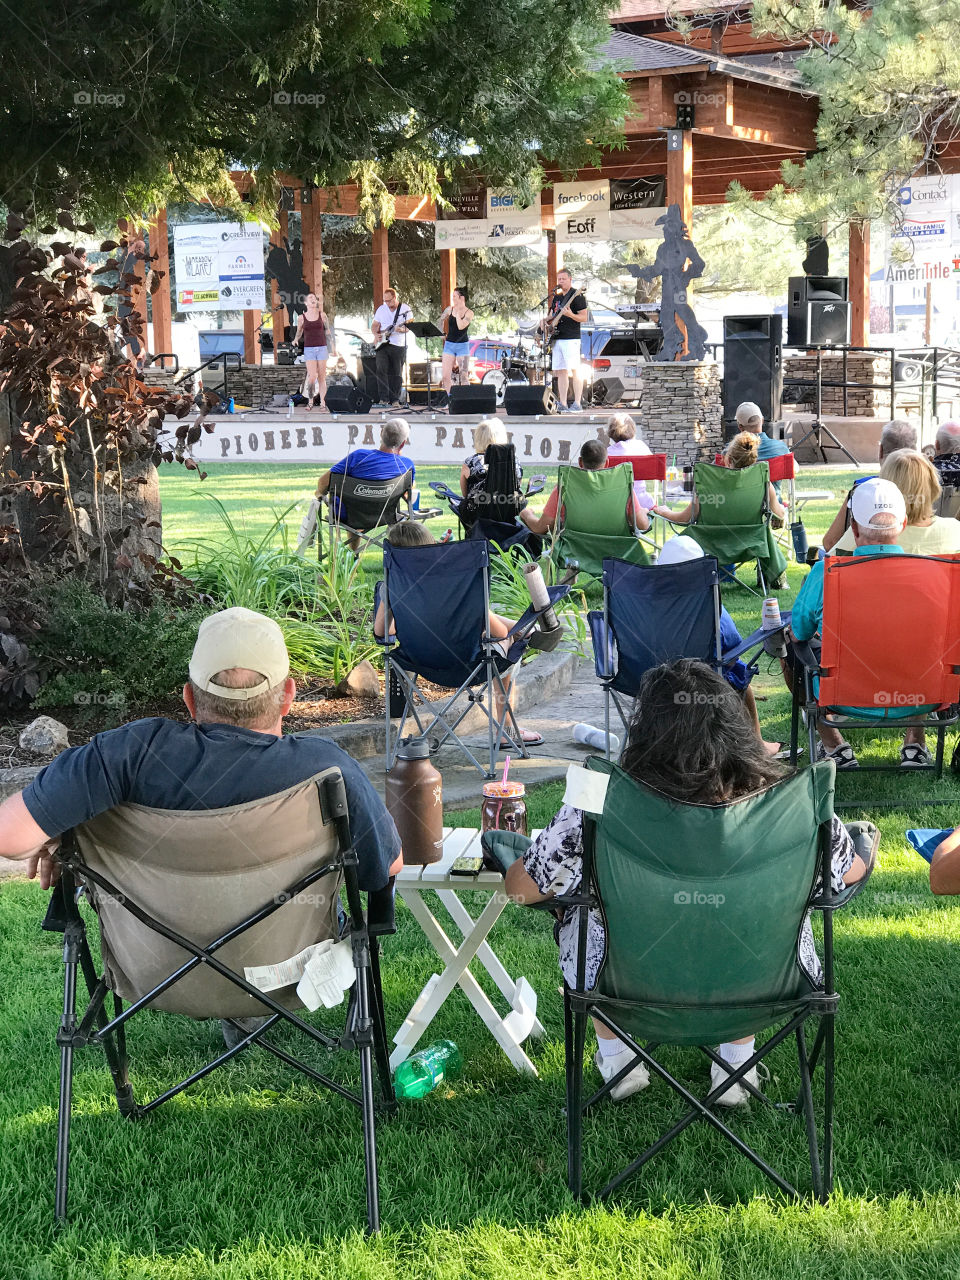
498, 729, 544, 748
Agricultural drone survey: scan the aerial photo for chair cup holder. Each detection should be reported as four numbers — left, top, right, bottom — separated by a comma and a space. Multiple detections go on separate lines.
529, 624, 564, 653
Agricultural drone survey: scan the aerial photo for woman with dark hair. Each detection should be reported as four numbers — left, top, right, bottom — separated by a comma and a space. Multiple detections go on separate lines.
439, 286, 474, 394
505, 658, 866, 1103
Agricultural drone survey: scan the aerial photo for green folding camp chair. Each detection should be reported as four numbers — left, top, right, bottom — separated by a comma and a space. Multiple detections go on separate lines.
560, 755, 877, 1204
683, 461, 786, 595
548, 465, 652, 579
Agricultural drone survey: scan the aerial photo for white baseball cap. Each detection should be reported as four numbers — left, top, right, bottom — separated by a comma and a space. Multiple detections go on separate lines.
658, 535, 705, 565
849, 477, 907, 529
189, 607, 290, 700
735, 401, 763, 428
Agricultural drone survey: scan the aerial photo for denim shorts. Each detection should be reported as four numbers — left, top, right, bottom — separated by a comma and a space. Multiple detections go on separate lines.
304, 345, 328, 361
443, 341, 469, 357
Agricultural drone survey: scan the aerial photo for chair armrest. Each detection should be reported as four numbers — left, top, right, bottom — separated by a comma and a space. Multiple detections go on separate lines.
429, 481, 458, 501
481, 829, 532, 874
811, 821, 880, 911
791, 638, 821, 673
367, 877, 397, 937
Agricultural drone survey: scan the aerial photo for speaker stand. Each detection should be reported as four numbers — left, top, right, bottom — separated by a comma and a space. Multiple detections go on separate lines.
787, 348, 859, 466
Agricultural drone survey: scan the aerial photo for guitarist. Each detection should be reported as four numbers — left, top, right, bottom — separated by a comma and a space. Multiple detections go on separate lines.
373, 285, 412, 407
540, 267, 589, 413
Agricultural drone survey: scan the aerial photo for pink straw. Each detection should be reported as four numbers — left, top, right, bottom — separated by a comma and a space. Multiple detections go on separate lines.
502, 756, 511, 787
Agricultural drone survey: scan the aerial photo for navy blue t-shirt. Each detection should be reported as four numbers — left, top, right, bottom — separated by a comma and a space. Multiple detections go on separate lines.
22, 719, 399, 891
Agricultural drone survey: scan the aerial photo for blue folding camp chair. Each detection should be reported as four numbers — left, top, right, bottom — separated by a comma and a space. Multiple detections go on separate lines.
378, 540, 569, 777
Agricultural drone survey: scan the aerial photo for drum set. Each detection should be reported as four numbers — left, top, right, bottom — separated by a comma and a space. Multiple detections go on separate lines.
478, 322, 550, 406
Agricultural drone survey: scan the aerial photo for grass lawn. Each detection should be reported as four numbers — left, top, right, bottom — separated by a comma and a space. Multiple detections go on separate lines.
2, 461, 959, 1275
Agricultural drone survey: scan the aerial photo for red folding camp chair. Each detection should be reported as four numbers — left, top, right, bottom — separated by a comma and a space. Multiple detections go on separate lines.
789, 553, 960, 778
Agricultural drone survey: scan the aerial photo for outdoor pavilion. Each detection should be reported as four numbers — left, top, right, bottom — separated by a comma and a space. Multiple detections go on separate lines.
140, 14, 874, 365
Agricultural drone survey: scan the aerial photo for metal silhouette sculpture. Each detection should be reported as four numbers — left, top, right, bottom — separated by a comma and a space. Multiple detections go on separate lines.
264, 237, 310, 329
637, 203, 709, 361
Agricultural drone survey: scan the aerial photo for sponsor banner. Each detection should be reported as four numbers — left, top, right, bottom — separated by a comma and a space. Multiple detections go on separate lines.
438, 188, 486, 219
554, 180, 610, 242
191, 416, 606, 466
892, 174, 959, 260
435, 219, 494, 248
485, 188, 543, 246
173, 221, 266, 311
609, 175, 665, 241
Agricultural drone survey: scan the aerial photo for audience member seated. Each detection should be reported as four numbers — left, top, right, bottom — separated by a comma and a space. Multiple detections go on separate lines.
658, 535, 782, 756
822, 418, 918, 552
734, 401, 790, 461
504, 658, 866, 1103
930, 826, 960, 894
521, 439, 650, 537
373, 522, 544, 746
829, 449, 960, 555
0, 607, 403, 1041
783, 477, 932, 769
459, 418, 523, 526
315, 418, 415, 549
604, 412, 655, 510
652, 432, 787, 527
931, 420, 960, 490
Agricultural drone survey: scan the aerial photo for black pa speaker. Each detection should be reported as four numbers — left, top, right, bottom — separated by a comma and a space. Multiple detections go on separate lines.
722, 314, 783, 423
787, 276, 849, 345
325, 384, 373, 414
806, 299, 850, 346
449, 384, 497, 414
275, 343, 296, 366
590, 376, 624, 407
359, 354, 380, 400
504, 384, 558, 416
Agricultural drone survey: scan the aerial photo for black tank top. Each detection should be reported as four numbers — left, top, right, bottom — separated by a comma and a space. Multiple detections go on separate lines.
446, 311, 469, 343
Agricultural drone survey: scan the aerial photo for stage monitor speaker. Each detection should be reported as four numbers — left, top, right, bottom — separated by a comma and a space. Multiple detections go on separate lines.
406, 387, 448, 408
449, 384, 497, 414
275, 343, 296, 366
590, 376, 624, 407
722, 314, 783, 423
504, 384, 558, 416
787, 276, 849, 345
325, 384, 373, 414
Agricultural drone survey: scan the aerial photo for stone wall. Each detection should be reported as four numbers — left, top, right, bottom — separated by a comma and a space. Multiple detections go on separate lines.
784, 353, 893, 418
141, 364, 305, 405
638, 362, 723, 465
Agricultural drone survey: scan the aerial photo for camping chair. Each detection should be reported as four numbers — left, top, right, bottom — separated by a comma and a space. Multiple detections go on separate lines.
935, 482, 960, 519
560, 755, 878, 1204
587, 555, 724, 751
378, 539, 569, 777
604, 453, 667, 545
315, 471, 439, 558
548, 464, 654, 580
682, 460, 786, 596
429, 443, 546, 555
789, 552, 960, 781
44, 768, 396, 1234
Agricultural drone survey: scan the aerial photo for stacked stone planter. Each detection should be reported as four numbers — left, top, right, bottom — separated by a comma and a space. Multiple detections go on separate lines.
783, 353, 894, 417
638, 361, 724, 465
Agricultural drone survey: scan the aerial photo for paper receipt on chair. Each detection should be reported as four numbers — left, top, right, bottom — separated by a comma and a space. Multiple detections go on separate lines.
245, 940, 356, 1011
245, 944, 319, 992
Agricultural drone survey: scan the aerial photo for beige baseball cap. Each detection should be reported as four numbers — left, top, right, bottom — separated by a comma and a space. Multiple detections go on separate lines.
735, 401, 763, 428
189, 607, 290, 700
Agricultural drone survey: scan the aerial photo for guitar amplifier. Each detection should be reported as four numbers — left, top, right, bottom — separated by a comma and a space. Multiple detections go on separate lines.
275, 343, 297, 366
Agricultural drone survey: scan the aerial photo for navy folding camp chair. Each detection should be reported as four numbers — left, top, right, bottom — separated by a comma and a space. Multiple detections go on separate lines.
378, 540, 568, 777
588, 556, 724, 752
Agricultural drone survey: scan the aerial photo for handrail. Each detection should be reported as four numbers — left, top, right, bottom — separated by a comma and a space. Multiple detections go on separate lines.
143, 352, 179, 374
173, 352, 242, 390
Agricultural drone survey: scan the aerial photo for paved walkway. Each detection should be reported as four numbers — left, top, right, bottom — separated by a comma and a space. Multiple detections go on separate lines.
358, 657, 612, 808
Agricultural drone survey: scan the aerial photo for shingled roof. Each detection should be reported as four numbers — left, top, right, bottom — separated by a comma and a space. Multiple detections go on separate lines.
599, 30, 805, 90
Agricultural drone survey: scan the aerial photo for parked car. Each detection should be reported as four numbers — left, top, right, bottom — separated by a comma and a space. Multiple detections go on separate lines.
582, 325, 664, 405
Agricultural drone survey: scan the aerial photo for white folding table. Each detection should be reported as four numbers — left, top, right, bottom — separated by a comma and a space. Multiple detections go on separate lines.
392, 827, 546, 1075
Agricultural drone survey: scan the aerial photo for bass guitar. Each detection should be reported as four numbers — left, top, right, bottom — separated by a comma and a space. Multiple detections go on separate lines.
537, 286, 579, 350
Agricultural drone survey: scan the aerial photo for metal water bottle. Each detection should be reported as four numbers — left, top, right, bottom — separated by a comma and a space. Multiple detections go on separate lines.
385, 739, 444, 865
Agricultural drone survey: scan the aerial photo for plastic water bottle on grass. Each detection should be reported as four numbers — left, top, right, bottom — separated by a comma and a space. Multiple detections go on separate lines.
393, 1040, 462, 1099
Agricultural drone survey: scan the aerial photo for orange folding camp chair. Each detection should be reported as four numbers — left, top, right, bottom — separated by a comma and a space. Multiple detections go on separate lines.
789, 553, 960, 779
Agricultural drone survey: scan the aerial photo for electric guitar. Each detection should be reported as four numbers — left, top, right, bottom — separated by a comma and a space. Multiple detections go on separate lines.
374, 306, 409, 349
537, 286, 580, 350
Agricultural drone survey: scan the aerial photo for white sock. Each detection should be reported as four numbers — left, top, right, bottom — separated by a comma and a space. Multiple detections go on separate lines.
718, 1038, 755, 1068
597, 1035, 630, 1060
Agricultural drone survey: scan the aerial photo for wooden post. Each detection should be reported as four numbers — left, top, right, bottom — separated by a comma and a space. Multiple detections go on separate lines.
147, 208, 172, 356
300, 191, 324, 297
243, 308, 260, 365
372, 225, 390, 309
848, 220, 870, 347
440, 249, 457, 305
547, 239, 560, 294
666, 129, 694, 231
270, 205, 289, 343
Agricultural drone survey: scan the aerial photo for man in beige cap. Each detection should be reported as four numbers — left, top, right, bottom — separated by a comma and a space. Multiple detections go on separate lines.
734, 400, 790, 463
0, 607, 402, 892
